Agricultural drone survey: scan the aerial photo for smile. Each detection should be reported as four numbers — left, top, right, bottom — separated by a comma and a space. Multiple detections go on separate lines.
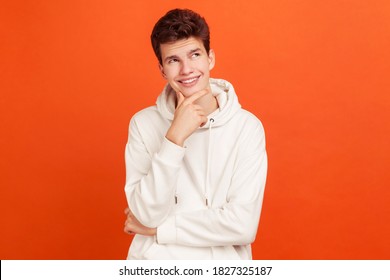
179, 76, 200, 84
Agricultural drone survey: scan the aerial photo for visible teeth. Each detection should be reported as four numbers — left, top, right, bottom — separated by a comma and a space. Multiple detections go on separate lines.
182, 77, 197, 84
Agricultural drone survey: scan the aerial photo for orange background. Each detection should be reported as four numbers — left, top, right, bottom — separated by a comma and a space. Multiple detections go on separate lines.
1, 0, 389, 259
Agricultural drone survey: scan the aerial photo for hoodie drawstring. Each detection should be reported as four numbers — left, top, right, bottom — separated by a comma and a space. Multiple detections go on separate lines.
205, 118, 214, 207
175, 118, 215, 207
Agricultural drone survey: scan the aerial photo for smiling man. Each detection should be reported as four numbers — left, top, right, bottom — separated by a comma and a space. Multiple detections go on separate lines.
124, 8, 267, 259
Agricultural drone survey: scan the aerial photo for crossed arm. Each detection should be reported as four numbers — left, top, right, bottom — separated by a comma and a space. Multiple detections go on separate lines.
124, 207, 155, 236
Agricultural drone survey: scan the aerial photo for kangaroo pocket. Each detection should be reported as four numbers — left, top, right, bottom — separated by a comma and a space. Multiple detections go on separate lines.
210, 245, 250, 259
144, 242, 217, 260
129, 236, 213, 260
143, 242, 172, 259
128, 235, 249, 260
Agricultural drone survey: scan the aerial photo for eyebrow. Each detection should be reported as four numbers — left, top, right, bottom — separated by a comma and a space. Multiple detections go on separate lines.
189, 48, 202, 55
164, 48, 203, 63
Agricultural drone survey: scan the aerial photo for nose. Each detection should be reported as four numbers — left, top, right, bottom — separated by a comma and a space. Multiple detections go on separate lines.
180, 59, 193, 75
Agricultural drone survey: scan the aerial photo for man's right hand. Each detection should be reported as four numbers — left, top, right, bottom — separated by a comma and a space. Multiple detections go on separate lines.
165, 89, 209, 146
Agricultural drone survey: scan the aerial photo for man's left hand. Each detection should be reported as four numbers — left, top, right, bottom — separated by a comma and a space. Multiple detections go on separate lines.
124, 208, 157, 236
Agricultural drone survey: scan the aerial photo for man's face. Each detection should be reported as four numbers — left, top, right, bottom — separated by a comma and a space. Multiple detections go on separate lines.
159, 37, 215, 97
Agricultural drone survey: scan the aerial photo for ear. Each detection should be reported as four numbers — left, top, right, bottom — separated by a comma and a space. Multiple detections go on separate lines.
208, 49, 215, 71
159, 63, 167, 79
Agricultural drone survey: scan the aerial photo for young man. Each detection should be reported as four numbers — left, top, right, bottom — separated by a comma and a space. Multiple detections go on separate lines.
124, 9, 267, 259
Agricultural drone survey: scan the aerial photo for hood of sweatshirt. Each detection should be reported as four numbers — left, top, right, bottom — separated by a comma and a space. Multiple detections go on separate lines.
156, 78, 241, 128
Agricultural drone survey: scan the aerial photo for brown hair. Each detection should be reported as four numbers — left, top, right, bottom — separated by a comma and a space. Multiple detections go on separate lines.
151, 9, 210, 65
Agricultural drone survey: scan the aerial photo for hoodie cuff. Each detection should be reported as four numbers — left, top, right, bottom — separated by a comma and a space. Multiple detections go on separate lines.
156, 215, 176, 244
156, 137, 186, 166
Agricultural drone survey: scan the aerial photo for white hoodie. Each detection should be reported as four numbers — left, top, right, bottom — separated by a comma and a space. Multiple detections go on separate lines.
125, 78, 267, 259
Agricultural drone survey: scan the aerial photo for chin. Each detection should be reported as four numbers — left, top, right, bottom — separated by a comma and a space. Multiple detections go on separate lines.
179, 83, 209, 97
180, 88, 199, 97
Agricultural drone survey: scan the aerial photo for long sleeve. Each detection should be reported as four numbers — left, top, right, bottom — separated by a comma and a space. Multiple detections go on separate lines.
124, 115, 185, 228
156, 123, 267, 247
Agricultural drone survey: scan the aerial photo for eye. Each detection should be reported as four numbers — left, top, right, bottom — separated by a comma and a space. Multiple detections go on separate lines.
168, 58, 179, 64
191, 52, 201, 58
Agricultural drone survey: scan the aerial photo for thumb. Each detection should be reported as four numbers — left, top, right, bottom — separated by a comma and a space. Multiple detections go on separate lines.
176, 91, 185, 107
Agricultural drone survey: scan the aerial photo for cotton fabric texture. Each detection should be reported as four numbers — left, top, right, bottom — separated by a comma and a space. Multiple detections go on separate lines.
125, 78, 267, 259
